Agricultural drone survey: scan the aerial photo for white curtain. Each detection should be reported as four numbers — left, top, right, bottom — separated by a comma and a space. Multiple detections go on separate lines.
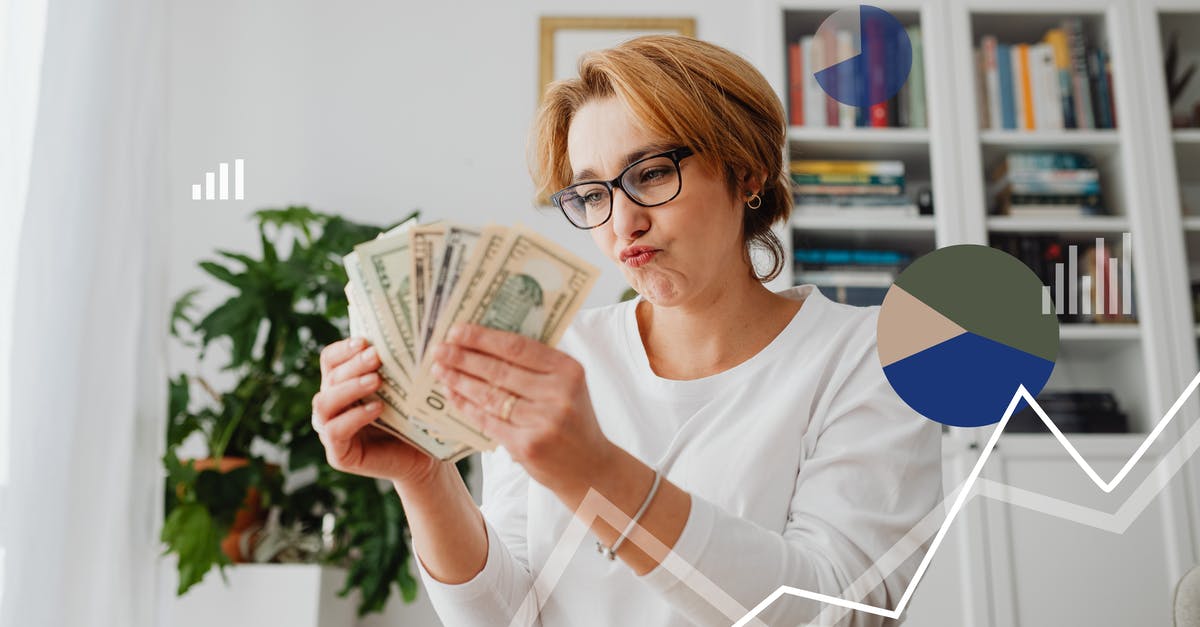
0, 0, 169, 624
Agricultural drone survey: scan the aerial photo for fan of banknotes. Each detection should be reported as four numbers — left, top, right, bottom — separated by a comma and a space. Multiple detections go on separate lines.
342, 218, 599, 462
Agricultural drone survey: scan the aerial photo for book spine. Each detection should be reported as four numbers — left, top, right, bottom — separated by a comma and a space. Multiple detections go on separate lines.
983, 36, 1002, 129
996, 43, 1016, 129
837, 30, 856, 128
788, 42, 804, 126
1038, 43, 1064, 130
1044, 28, 1077, 128
907, 25, 926, 128
802, 37, 825, 128
1017, 43, 1035, 130
1090, 48, 1113, 129
823, 29, 840, 126
1064, 18, 1094, 129
791, 160, 906, 176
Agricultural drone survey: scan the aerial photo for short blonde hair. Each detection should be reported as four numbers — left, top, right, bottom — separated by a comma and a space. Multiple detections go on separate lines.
529, 34, 791, 283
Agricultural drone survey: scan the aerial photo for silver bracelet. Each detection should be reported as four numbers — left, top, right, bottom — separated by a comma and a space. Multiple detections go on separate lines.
596, 467, 663, 561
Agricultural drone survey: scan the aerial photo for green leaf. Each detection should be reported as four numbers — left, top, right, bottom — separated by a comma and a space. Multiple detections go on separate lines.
161, 502, 229, 595
169, 287, 203, 338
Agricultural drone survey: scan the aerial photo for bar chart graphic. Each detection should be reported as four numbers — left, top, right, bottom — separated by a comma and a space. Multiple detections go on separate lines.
191, 158, 244, 200
1042, 232, 1132, 316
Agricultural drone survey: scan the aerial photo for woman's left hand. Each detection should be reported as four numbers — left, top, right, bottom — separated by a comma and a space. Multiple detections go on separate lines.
429, 322, 615, 494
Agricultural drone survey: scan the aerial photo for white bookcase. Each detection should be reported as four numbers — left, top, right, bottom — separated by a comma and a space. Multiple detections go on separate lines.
760, 0, 1200, 625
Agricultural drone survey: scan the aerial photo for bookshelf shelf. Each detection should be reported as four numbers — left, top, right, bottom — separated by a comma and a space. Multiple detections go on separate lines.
1059, 323, 1140, 341
1174, 129, 1200, 144
792, 214, 935, 231
787, 126, 930, 145
979, 129, 1120, 148
986, 215, 1130, 233
1182, 216, 1200, 231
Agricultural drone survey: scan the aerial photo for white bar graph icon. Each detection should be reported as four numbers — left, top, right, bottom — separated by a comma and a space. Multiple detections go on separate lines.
191, 158, 244, 201
1041, 232, 1133, 317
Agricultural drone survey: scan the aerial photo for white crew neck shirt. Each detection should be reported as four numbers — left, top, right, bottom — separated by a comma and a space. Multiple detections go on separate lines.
414, 285, 944, 626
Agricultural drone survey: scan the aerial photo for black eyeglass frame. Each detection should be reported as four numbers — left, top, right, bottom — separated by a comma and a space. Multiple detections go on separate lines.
550, 146, 695, 230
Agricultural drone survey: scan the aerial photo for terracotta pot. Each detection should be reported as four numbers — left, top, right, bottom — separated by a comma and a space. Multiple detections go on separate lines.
184, 457, 269, 563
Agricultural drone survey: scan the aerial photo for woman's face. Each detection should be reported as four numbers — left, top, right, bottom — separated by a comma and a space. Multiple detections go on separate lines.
566, 97, 748, 306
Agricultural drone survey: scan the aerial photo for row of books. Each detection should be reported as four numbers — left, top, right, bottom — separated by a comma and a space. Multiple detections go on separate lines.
787, 25, 926, 129
975, 19, 1116, 131
791, 160, 919, 217
988, 151, 1106, 217
793, 247, 913, 306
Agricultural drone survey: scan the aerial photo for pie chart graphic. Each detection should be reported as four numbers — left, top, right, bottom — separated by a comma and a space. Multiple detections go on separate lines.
877, 245, 1060, 428
813, 5, 913, 108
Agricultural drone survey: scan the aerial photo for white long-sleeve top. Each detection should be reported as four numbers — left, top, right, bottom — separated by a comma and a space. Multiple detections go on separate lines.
413, 284, 944, 626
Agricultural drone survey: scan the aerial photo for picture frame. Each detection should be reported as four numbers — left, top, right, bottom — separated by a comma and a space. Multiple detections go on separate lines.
538, 16, 697, 102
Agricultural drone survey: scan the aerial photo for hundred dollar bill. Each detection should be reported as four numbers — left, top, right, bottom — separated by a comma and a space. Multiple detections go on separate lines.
344, 284, 470, 461
409, 223, 446, 359
420, 223, 484, 356
411, 225, 599, 450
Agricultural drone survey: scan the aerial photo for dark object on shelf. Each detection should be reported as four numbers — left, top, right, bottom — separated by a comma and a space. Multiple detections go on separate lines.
1007, 390, 1129, 433
1165, 31, 1197, 109
916, 186, 934, 215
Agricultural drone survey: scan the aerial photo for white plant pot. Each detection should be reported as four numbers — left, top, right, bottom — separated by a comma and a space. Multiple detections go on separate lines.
169, 563, 360, 627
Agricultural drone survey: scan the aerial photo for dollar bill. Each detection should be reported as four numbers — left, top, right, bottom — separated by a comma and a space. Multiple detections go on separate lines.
353, 237, 421, 375
410, 225, 599, 450
420, 224, 484, 355
409, 223, 447, 360
344, 282, 469, 461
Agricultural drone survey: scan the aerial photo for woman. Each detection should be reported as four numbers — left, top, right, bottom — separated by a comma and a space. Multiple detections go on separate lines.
310, 35, 943, 626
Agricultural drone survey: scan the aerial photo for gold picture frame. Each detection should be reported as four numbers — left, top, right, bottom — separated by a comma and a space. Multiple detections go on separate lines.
538, 16, 697, 102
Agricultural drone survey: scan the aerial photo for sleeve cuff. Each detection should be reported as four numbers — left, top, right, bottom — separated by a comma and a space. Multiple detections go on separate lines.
636, 490, 716, 592
413, 515, 506, 603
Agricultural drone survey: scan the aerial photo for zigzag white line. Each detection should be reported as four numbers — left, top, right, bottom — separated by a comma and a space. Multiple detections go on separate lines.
742, 367, 1200, 625
505, 369, 1200, 626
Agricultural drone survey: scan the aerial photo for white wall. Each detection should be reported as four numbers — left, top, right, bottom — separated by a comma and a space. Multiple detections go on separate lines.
165, 1, 765, 624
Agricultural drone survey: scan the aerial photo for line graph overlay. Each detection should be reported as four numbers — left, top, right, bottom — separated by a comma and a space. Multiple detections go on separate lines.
506, 369, 1200, 626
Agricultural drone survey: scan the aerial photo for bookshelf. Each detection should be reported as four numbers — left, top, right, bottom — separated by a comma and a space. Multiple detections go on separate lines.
763, 1, 1200, 625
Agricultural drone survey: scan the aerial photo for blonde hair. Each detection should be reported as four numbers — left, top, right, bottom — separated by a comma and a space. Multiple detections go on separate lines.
529, 34, 791, 283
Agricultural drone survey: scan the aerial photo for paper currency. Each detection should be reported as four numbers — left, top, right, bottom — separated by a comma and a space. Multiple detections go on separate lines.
341, 220, 597, 458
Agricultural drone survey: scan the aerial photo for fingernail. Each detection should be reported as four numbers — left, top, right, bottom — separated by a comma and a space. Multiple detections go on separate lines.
448, 325, 464, 342
365, 400, 381, 412
361, 346, 378, 362
350, 336, 365, 349
431, 362, 445, 379
359, 373, 377, 387
431, 344, 446, 360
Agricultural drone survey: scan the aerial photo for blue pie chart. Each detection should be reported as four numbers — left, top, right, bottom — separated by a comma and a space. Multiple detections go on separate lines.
813, 5, 913, 108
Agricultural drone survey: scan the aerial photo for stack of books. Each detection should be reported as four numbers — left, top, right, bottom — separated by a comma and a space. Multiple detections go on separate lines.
1008, 390, 1129, 433
987, 151, 1104, 217
791, 160, 918, 217
793, 247, 912, 306
787, 24, 925, 128
975, 18, 1116, 131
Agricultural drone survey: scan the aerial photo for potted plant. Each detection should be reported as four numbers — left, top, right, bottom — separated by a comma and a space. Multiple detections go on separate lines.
163, 205, 469, 617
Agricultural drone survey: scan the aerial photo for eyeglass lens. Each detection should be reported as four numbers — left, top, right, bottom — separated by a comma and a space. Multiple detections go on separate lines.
558, 155, 682, 228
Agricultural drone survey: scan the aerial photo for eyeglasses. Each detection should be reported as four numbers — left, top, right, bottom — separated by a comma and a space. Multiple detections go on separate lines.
550, 147, 694, 230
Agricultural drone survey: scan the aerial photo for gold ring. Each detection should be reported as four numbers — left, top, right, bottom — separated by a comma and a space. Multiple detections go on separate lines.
499, 393, 518, 422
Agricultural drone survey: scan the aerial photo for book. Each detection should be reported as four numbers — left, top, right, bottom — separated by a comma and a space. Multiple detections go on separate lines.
1063, 18, 1095, 129
996, 43, 1016, 129
788, 42, 804, 126
1043, 28, 1077, 129
791, 160, 906, 176
982, 36, 1002, 129
802, 36, 825, 128
907, 25, 926, 128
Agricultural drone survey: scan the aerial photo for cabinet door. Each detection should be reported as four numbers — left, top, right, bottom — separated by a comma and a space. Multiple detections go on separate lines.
900, 437, 995, 627
980, 435, 1188, 627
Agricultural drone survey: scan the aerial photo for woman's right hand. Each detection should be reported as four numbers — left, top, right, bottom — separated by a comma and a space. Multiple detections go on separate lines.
312, 337, 441, 485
